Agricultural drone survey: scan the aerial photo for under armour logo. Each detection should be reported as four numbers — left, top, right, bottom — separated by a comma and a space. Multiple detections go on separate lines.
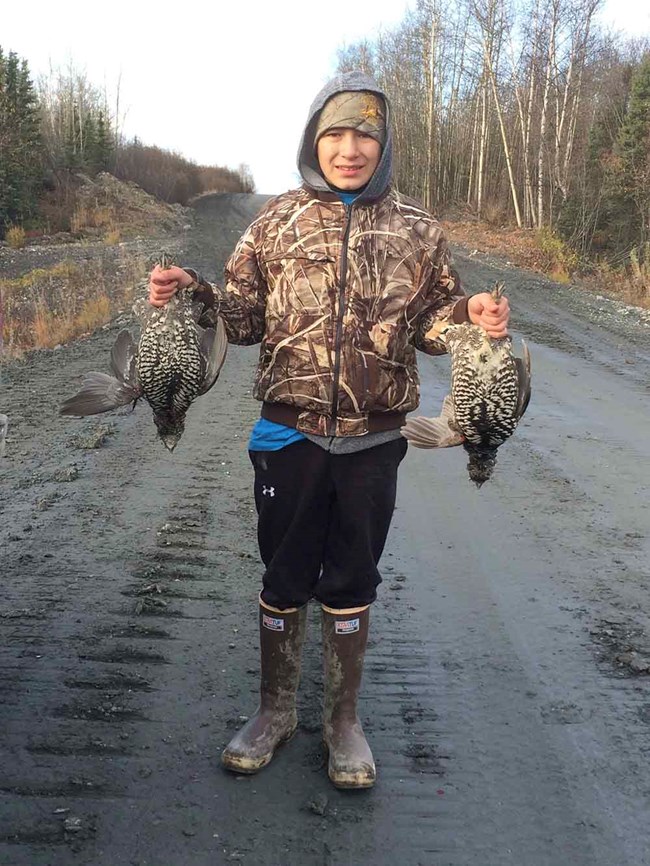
262, 485, 275, 497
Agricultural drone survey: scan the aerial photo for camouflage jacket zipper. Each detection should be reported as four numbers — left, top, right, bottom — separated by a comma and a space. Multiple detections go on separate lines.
328, 203, 353, 436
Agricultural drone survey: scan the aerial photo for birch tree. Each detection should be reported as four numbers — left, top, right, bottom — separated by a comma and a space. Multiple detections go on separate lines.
473, 0, 523, 225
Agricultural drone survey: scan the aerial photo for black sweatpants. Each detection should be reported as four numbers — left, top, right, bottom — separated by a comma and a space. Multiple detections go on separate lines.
250, 437, 408, 610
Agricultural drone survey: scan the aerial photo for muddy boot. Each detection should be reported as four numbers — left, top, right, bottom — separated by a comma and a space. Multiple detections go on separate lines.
322, 605, 376, 789
221, 600, 307, 774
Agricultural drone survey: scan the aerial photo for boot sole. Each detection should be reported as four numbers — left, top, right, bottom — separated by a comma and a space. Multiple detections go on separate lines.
329, 772, 376, 789
323, 740, 376, 789
221, 725, 297, 775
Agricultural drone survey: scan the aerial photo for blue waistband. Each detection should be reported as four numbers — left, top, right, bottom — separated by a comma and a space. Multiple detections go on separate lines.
248, 417, 306, 451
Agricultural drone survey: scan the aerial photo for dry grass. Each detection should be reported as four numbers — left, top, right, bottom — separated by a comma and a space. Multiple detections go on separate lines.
104, 228, 121, 245
76, 295, 112, 333
32, 295, 113, 349
10, 261, 81, 287
5, 226, 27, 249
582, 253, 650, 309
1, 250, 146, 355
443, 218, 543, 270
629, 243, 650, 305
443, 218, 650, 310
70, 204, 117, 235
33, 300, 74, 349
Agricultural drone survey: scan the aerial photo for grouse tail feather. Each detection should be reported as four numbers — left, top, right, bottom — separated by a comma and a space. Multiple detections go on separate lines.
401, 394, 464, 449
60, 371, 141, 416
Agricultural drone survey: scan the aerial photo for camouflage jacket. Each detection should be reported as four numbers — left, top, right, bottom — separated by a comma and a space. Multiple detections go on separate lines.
195, 186, 468, 437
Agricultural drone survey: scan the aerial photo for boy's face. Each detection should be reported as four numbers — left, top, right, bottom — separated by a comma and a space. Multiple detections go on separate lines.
317, 128, 381, 190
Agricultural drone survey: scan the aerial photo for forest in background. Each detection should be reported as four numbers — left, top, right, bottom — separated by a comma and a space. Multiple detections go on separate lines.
0, 47, 255, 241
338, 0, 649, 297
1, 2, 649, 302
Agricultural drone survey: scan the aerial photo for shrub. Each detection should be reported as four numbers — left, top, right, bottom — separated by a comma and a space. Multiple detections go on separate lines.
5, 225, 26, 248
482, 200, 507, 227
629, 242, 650, 304
70, 204, 117, 235
70, 206, 89, 234
536, 227, 579, 283
33, 299, 74, 348
75, 295, 111, 333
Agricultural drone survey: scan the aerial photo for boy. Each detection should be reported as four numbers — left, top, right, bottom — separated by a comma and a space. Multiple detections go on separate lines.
149, 72, 509, 788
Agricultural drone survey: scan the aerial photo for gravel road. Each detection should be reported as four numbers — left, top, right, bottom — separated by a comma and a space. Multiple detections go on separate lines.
1, 193, 649, 866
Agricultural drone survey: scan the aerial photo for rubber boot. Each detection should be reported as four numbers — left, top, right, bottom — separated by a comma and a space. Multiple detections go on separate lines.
221, 599, 307, 774
322, 605, 376, 789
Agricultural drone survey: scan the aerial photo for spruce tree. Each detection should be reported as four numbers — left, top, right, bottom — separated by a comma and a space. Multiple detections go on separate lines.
94, 110, 114, 173
82, 111, 98, 173
0, 47, 42, 234
615, 53, 650, 249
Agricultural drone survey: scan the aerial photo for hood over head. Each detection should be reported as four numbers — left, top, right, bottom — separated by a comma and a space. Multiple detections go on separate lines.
297, 71, 392, 204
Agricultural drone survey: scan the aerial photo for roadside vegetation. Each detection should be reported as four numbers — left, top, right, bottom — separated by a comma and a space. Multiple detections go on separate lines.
2, 7, 648, 366
0, 48, 255, 357
0, 47, 254, 242
338, 0, 650, 307
1, 250, 147, 356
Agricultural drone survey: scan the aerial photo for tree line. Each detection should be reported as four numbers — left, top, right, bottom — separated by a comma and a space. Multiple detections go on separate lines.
337, 0, 650, 269
0, 48, 255, 237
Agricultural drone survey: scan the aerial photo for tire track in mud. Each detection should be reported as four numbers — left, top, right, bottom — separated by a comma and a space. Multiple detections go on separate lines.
0, 205, 262, 861
0, 362, 260, 863
391, 296, 650, 864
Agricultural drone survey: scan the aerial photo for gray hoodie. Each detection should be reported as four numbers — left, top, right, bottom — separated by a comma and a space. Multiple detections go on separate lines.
296, 71, 403, 451
297, 71, 393, 204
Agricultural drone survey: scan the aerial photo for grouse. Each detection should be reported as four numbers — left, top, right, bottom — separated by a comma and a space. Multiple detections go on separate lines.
60, 254, 227, 451
402, 282, 531, 486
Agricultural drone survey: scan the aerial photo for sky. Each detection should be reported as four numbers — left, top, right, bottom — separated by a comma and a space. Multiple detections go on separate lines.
2, 0, 649, 195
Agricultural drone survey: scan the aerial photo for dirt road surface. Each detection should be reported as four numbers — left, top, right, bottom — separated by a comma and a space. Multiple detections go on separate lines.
1, 194, 649, 866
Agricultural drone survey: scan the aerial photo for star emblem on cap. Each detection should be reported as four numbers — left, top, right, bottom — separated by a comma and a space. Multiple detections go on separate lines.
361, 96, 381, 120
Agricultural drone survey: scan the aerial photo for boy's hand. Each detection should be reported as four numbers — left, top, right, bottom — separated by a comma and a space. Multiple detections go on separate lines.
468, 292, 510, 338
148, 265, 195, 307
